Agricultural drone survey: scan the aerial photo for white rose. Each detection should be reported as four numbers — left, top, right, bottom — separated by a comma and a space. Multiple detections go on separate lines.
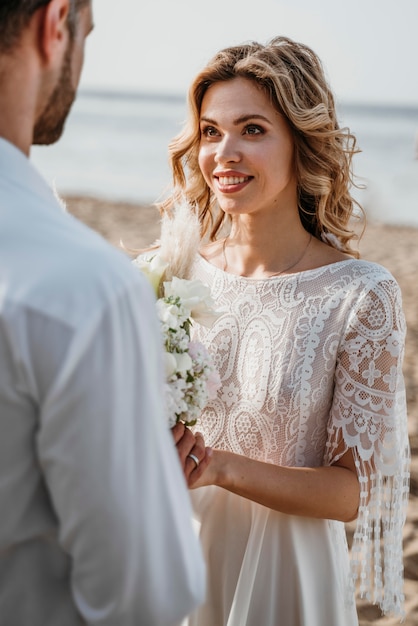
132, 253, 168, 297
163, 277, 219, 327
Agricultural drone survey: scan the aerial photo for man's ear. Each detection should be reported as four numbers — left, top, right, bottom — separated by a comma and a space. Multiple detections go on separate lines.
37, 0, 70, 64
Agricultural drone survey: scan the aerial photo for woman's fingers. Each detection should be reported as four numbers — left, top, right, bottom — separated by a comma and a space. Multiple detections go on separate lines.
171, 421, 186, 445
171, 426, 213, 486
188, 446, 213, 487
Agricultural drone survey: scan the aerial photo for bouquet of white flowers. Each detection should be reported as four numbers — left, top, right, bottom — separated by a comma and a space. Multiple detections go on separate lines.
133, 200, 221, 427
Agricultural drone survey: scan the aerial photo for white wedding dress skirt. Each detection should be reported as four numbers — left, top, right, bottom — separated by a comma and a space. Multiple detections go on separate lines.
184, 486, 358, 626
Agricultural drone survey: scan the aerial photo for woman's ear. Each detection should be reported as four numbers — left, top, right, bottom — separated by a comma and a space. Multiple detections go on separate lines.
36, 0, 70, 65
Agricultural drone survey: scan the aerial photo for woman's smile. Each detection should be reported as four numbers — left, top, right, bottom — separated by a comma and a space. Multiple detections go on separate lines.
214, 171, 253, 193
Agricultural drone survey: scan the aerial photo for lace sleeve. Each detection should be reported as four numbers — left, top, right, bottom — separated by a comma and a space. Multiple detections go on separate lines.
325, 272, 410, 618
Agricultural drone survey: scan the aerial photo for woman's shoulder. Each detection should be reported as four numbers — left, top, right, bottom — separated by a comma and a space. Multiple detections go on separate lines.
326, 258, 404, 324
341, 256, 398, 284
313, 238, 397, 282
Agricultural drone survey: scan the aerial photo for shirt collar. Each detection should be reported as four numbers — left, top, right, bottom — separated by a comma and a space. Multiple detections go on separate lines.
0, 137, 61, 208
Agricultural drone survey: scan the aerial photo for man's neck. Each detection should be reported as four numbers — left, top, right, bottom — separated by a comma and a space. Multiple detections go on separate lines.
0, 50, 40, 155
0, 124, 31, 157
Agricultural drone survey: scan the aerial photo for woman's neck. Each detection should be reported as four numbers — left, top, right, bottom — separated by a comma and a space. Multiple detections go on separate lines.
223, 214, 312, 278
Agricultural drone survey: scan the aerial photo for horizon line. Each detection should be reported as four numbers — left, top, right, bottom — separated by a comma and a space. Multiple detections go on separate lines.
78, 86, 418, 115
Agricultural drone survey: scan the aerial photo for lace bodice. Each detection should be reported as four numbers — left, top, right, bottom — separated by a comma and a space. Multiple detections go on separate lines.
191, 255, 410, 618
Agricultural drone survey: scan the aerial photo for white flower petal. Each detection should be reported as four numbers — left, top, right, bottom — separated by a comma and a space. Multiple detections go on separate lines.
174, 352, 193, 374
164, 352, 178, 378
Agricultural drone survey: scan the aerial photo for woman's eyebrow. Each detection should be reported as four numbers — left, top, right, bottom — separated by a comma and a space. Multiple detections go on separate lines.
200, 114, 272, 125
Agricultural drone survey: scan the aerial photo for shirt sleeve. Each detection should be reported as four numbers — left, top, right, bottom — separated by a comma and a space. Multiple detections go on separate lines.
36, 271, 205, 625
325, 272, 410, 619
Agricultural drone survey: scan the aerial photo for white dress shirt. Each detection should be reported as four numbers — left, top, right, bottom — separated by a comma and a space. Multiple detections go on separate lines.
0, 138, 205, 625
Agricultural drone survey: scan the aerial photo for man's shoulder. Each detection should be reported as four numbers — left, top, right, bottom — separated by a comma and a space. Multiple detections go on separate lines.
2, 200, 151, 326
60, 209, 134, 276
44, 217, 150, 321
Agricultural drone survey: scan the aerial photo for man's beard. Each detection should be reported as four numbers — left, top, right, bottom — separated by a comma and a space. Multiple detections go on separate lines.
33, 41, 76, 145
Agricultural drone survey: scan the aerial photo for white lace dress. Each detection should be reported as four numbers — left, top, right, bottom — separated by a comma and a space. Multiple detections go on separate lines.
186, 255, 410, 626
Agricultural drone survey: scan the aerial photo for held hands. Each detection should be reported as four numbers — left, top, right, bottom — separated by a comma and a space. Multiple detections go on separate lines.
172, 422, 213, 487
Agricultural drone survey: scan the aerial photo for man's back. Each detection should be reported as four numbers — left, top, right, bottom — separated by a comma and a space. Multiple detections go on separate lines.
0, 138, 205, 625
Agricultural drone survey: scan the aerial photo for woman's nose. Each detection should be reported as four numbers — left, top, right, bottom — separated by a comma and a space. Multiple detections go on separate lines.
214, 135, 241, 164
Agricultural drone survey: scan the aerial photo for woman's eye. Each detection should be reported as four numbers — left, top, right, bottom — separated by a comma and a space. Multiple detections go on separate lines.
245, 124, 264, 135
201, 125, 219, 137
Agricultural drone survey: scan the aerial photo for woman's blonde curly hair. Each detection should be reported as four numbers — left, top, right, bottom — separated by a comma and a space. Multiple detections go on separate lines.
159, 36, 364, 257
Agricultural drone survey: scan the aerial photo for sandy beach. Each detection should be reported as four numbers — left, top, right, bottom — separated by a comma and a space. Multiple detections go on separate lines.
65, 194, 418, 626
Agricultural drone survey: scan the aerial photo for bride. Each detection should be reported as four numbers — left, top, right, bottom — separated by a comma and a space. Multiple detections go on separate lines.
154, 36, 410, 626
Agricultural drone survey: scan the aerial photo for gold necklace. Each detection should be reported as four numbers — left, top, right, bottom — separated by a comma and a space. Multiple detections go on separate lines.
222, 233, 313, 277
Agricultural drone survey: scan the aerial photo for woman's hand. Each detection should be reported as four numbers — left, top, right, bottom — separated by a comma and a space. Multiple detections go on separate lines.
171, 422, 213, 487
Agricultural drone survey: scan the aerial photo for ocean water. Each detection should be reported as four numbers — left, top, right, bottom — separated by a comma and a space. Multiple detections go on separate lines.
31, 90, 418, 227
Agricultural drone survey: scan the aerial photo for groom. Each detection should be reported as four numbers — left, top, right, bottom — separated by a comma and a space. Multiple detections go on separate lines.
0, 1, 206, 624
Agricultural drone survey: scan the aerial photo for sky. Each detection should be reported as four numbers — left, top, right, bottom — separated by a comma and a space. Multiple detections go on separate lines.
80, 0, 418, 107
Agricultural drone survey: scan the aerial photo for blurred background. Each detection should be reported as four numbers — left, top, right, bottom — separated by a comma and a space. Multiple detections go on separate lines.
31, 0, 418, 225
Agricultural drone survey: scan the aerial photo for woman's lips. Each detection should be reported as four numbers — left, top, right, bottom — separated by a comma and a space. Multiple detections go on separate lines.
215, 174, 252, 192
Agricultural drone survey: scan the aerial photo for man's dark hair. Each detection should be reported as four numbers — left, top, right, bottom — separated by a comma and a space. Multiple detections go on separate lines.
0, 0, 88, 53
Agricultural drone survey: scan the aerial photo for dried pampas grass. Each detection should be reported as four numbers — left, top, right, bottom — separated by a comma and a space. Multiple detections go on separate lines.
158, 199, 201, 281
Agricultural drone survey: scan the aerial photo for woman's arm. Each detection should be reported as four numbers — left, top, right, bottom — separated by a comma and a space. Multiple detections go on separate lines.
193, 446, 360, 523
